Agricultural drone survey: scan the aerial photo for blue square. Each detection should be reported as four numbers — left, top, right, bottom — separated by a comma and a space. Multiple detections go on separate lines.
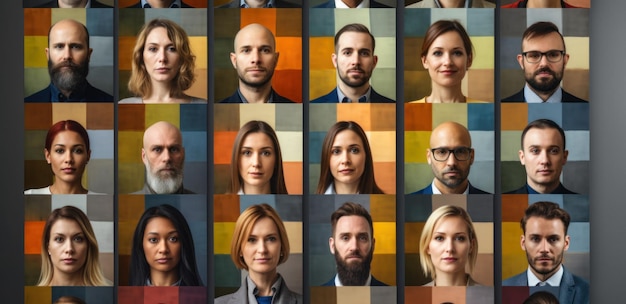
309, 9, 336, 36
562, 103, 589, 130
181, 104, 208, 131
404, 9, 431, 37
404, 195, 432, 222
468, 103, 495, 130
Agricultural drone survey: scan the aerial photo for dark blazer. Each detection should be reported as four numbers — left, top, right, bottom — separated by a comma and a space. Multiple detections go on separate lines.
502, 88, 588, 103
313, 0, 392, 8
310, 87, 394, 103
126, 1, 193, 7
410, 182, 490, 195
321, 275, 388, 286
505, 183, 577, 195
219, 89, 295, 103
217, 0, 301, 7
34, 0, 113, 7
24, 83, 113, 102
502, 266, 589, 304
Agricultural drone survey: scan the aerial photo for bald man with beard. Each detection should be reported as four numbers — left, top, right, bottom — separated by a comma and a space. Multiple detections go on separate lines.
411, 121, 489, 194
220, 23, 295, 103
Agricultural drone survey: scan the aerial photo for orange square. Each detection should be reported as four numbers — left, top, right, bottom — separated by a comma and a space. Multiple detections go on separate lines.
405, 103, 432, 131
374, 162, 396, 195
214, 195, 241, 222
283, 161, 303, 195
214, 131, 237, 165
501, 104, 528, 130
405, 287, 431, 304
240, 9, 276, 32
119, 105, 147, 131
25, 221, 45, 254
24, 9, 51, 36
25, 104, 52, 130
502, 195, 529, 222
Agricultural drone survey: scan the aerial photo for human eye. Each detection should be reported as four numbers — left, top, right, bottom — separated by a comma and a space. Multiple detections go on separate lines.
525, 51, 541, 61
167, 46, 177, 52
455, 235, 466, 242
358, 235, 369, 242
54, 236, 64, 243
169, 236, 179, 242
147, 46, 157, 52
73, 235, 85, 243
169, 146, 180, 153
72, 147, 84, 154
55, 148, 65, 154
549, 147, 560, 154
241, 149, 251, 156
340, 235, 349, 241
349, 147, 360, 154
529, 236, 540, 243
548, 236, 559, 243
359, 50, 371, 57
261, 149, 272, 157
342, 49, 352, 56
268, 236, 278, 242
547, 50, 562, 60
434, 148, 448, 158
331, 148, 341, 155
433, 235, 444, 241
529, 147, 540, 154
432, 50, 443, 56
261, 47, 272, 54
247, 237, 257, 243
453, 50, 464, 56
152, 146, 162, 153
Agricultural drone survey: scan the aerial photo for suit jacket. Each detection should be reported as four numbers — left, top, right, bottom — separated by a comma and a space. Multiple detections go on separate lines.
410, 182, 490, 195
501, 0, 582, 8
217, 0, 301, 7
34, 0, 113, 7
314, 0, 392, 8
133, 183, 195, 194
126, 1, 193, 7
219, 88, 295, 103
505, 183, 577, 195
310, 87, 394, 103
502, 88, 588, 103
215, 275, 302, 304
321, 275, 388, 286
24, 82, 113, 102
502, 266, 589, 304
406, 0, 494, 8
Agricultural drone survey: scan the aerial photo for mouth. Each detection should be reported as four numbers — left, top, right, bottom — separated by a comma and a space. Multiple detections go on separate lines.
62, 258, 77, 264
347, 69, 364, 75
442, 257, 458, 262
155, 67, 170, 73
255, 257, 271, 263
156, 258, 171, 264
338, 169, 354, 175
61, 168, 76, 173
536, 169, 553, 175
249, 172, 264, 178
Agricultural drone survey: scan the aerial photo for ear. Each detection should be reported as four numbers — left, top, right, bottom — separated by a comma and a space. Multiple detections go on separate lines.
329, 237, 335, 254
564, 235, 570, 252
562, 149, 569, 166
372, 55, 378, 68
141, 148, 147, 163
86, 149, 91, 164
466, 53, 473, 69
563, 53, 570, 67
520, 234, 526, 251
45, 48, 50, 61
469, 148, 475, 165
516, 54, 524, 69
229, 52, 237, 69
426, 148, 432, 165
421, 55, 428, 69
331, 53, 338, 68
44, 148, 51, 164
518, 149, 525, 166
88, 47, 93, 61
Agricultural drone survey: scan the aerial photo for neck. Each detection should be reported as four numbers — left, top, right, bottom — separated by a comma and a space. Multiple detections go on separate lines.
434, 272, 469, 287
528, 179, 560, 194
333, 181, 359, 194
527, 0, 562, 8
150, 270, 179, 286
341, 0, 362, 7
438, 0, 465, 8
243, 183, 272, 195
249, 271, 278, 297
58, 0, 87, 7
338, 82, 369, 103
427, 84, 466, 103
245, 0, 268, 7
434, 179, 468, 194
144, 83, 187, 103
50, 272, 83, 286
50, 181, 87, 194
240, 82, 272, 103
531, 264, 560, 282
147, 1, 172, 8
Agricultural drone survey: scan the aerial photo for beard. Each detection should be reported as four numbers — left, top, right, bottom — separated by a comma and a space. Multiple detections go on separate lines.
334, 246, 373, 286
434, 166, 469, 189
238, 66, 274, 89
338, 68, 371, 88
145, 163, 184, 194
526, 250, 563, 278
526, 67, 563, 94
48, 58, 89, 93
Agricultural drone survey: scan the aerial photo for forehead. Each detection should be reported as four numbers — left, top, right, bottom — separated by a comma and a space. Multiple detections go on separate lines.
146, 27, 172, 42
430, 124, 471, 147
52, 130, 85, 144
525, 216, 566, 235
522, 31, 565, 51
145, 216, 175, 231
434, 216, 468, 233
335, 215, 371, 235
251, 217, 279, 234
429, 31, 465, 49
145, 126, 182, 146
523, 127, 563, 148
51, 218, 82, 233
235, 26, 275, 49
49, 21, 88, 44
242, 132, 273, 146
332, 129, 364, 146
337, 31, 373, 50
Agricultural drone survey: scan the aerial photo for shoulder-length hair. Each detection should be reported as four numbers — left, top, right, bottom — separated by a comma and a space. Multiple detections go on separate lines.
421, 19, 474, 63
128, 18, 196, 98
315, 121, 384, 194
45, 120, 90, 152
229, 120, 288, 194
230, 204, 290, 270
129, 204, 203, 286
37, 205, 109, 286
419, 205, 478, 279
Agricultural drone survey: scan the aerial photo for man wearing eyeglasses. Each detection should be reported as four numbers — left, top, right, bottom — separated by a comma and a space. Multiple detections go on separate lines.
410, 121, 489, 194
502, 21, 587, 103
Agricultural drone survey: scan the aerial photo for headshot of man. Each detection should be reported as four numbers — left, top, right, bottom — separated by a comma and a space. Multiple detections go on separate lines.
503, 201, 589, 304
406, 0, 494, 8
126, 0, 194, 7
220, 23, 295, 103
30, 0, 113, 7
502, 21, 587, 103
25, 19, 113, 102
324, 202, 388, 286
217, 0, 301, 7
311, 23, 394, 103
411, 121, 489, 194
502, 0, 585, 8
139, 121, 194, 194
507, 118, 576, 194
314, 0, 392, 8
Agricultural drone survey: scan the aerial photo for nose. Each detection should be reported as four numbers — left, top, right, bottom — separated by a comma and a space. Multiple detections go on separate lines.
157, 240, 169, 254
61, 45, 72, 61
257, 239, 268, 253
251, 50, 261, 65
539, 239, 550, 253
157, 48, 167, 63
251, 152, 261, 167
63, 240, 75, 254
64, 150, 74, 164
161, 149, 171, 163
444, 237, 455, 252
445, 152, 458, 166
340, 151, 351, 164
538, 150, 550, 165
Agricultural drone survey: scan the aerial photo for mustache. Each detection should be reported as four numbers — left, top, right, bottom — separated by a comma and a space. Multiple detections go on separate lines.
348, 67, 365, 73
534, 67, 556, 77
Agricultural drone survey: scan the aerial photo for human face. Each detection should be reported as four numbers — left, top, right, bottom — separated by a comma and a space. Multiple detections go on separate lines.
422, 31, 471, 88
146, 0, 175, 8
329, 130, 366, 194
332, 31, 378, 89
46, 20, 92, 93
427, 123, 473, 194
230, 24, 278, 89
143, 27, 181, 85
427, 216, 471, 278
45, 131, 90, 187
521, 216, 570, 280
142, 123, 185, 194
329, 215, 374, 269
238, 132, 276, 194
519, 128, 568, 193
517, 32, 569, 96
242, 217, 281, 278
48, 219, 88, 280
143, 217, 181, 277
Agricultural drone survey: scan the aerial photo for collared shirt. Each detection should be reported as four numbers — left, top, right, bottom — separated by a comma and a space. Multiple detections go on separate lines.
85, 0, 93, 7
146, 277, 182, 286
237, 88, 277, 103
240, 0, 274, 7
433, 0, 472, 8
247, 275, 284, 303
430, 179, 469, 195
526, 183, 568, 194
324, 183, 359, 194
334, 0, 368, 8
50, 82, 90, 102
524, 83, 563, 103
527, 265, 563, 287
334, 273, 372, 286
141, 0, 182, 7
514, 0, 570, 8
337, 86, 371, 103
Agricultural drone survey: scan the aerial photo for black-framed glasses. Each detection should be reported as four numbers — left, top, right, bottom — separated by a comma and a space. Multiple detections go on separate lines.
522, 50, 565, 63
430, 147, 473, 162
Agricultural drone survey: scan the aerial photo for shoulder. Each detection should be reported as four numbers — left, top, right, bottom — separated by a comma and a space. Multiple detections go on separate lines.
189, 97, 208, 103
406, 0, 433, 8
370, 88, 395, 103
410, 185, 431, 195
408, 97, 426, 103
33, 1, 55, 7
275, 0, 301, 7
313, 1, 334, 8
466, 97, 490, 103
272, 90, 296, 103
24, 187, 51, 195
181, 1, 194, 7
501, 89, 525, 102
421, 280, 435, 286
219, 91, 243, 103
118, 97, 142, 104
502, 272, 527, 286
92, 1, 114, 7
475, 0, 495, 8
25, 85, 52, 102
126, 2, 142, 7
469, 183, 490, 194
85, 83, 113, 101
310, 89, 338, 103
505, 185, 528, 194
562, 90, 589, 103
321, 277, 335, 286
370, 275, 389, 286
216, 1, 238, 8
370, 0, 392, 7
501, 0, 521, 7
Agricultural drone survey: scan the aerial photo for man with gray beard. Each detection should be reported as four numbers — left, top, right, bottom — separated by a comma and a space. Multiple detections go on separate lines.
322, 202, 388, 286
25, 19, 112, 102
137, 121, 194, 194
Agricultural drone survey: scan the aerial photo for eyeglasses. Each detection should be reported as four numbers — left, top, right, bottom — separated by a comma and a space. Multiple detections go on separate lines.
430, 147, 473, 162
522, 50, 565, 63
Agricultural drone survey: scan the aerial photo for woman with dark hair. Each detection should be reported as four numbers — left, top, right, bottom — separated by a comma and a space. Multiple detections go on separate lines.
229, 120, 288, 194
409, 19, 486, 103
316, 121, 384, 194
119, 18, 205, 104
129, 204, 203, 286
25, 120, 91, 194
37, 205, 110, 286
215, 204, 301, 304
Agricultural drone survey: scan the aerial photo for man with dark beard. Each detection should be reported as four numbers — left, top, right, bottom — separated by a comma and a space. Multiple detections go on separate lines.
502, 21, 587, 103
503, 201, 589, 304
323, 202, 388, 286
311, 23, 394, 103
219, 23, 294, 103
136, 121, 194, 194
25, 19, 113, 102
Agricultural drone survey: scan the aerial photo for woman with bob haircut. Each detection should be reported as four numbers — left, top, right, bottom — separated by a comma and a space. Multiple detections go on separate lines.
316, 121, 384, 194
37, 205, 110, 286
25, 120, 92, 195
119, 18, 206, 104
215, 203, 302, 304
419, 205, 481, 286
229, 120, 288, 195
129, 204, 203, 286
409, 19, 487, 103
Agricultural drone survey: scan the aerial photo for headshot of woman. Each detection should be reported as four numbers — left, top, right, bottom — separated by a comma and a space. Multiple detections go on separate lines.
129, 204, 203, 286
229, 120, 288, 195
37, 205, 109, 286
25, 120, 91, 195
316, 121, 384, 195
410, 19, 485, 103
419, 205, 480, 286
215, 203, 302, 304
119, 18, 206, 104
